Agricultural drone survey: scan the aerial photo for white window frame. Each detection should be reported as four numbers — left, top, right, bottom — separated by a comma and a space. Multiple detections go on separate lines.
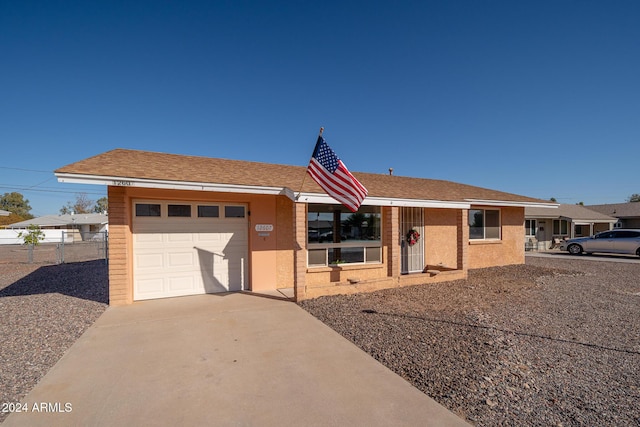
307, 204, 382, 267
469, 208, 501, 240
525, 219, 537, 237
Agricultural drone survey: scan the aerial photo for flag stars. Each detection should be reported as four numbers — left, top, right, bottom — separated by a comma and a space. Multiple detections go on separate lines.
315, 141, 340, 173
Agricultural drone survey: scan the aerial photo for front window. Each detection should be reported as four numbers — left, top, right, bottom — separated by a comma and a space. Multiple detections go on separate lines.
307, 204, 381, 266
525, 219, 537, 237
553, 219, 569, 236
469, 209, 501, 240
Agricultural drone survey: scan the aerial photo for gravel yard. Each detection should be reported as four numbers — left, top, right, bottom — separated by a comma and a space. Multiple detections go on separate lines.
1, 255, 638, 426
300, 256, 640, 426
0, 260, 107, 423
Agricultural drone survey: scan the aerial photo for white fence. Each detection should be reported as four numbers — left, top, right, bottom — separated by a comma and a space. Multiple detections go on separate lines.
0, 231, 108, 264
0, 229, 107, 245
0, 229, 70, 245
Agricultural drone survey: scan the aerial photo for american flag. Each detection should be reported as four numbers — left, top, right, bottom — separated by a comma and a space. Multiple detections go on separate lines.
307, 135, 368, 212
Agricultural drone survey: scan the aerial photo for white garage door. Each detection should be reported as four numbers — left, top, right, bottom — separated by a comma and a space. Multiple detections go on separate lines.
133, 201, 248, 301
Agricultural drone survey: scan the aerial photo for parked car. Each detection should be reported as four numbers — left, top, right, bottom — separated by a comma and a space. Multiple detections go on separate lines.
559, 229, 640, 256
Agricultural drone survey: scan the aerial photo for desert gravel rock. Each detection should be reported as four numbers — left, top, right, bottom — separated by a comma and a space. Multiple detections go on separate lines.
1, 255, 638, 426
0, 260, 107, 423
300, 257, 640, 426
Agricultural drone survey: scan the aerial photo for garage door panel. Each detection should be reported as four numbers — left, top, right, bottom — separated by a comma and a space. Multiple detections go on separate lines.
136, 278, 165, 296
135, 233, 164, 243
135, 253, 164, 269
167, 252, 195, 267
167, 275, 196, 292
167, 233, 194, 242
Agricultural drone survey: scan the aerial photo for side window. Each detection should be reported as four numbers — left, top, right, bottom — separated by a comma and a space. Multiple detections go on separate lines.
618, 230, 640, 238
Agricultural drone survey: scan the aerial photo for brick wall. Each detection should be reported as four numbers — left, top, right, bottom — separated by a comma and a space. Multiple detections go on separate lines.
292, 202, 307, 301
107, 186, 132, 305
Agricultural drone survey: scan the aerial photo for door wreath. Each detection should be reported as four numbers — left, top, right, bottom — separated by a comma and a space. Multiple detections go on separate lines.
406, 229, 420, 246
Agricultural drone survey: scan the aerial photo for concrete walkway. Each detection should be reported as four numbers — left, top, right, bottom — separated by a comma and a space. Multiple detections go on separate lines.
5, 293, 468, 426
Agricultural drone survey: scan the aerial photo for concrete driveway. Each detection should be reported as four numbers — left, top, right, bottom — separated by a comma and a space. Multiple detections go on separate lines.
4, 293, 467, 426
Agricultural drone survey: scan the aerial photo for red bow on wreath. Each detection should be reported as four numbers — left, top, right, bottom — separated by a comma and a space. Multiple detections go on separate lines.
406, 229, 420, 246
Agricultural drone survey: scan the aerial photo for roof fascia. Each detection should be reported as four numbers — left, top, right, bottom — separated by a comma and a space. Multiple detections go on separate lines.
572, 220, 618, 225
56, 173, 296, 199
466, 199, 559, 208
296, 193, 470, 209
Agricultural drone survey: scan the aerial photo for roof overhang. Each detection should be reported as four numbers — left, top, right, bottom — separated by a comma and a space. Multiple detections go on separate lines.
297, 193, 470, 209
562, 217, 618, 225
57, 173, 553, 211
56, 173, 296, 199
466, 199, 559, 209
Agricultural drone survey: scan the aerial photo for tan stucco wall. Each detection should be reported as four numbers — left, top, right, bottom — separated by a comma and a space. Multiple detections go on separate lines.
468, 206, 525, 269
275, 197, 295, 289
424, 208, 459, 270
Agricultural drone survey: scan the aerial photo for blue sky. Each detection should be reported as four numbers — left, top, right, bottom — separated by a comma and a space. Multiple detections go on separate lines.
1, 0, 639, 216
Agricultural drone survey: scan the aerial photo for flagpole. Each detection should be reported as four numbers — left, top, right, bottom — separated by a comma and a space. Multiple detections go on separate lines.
296, 127, 324, 201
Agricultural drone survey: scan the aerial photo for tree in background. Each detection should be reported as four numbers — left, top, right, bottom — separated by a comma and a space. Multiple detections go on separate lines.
0, 192, 34, 219
60, 193, 94, 214
628, 194, 640, 202
0, 212, 25, 227
93, 196, 108, 213
18, 224, 45, 264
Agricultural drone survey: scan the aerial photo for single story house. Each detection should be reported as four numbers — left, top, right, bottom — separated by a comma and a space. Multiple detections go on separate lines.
524, 204, 617, 250
55, 149, 556, 306
4, 212, 108, 241
585, 202, 640, 229
0, 209, 10, 216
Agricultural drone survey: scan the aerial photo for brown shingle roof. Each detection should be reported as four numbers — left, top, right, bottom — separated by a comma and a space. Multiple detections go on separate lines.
526, 204, 617, 221
586, 203, 640, 219
56, 148, 548, 204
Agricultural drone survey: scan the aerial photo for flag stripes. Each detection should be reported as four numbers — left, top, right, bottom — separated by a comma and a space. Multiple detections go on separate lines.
306, 136, 368, 212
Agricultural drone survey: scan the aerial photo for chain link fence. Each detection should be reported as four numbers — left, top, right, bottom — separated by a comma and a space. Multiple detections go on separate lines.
0, 231, 108, 265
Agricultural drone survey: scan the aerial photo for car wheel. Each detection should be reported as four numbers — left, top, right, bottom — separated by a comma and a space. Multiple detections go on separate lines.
568, 244, 583, 255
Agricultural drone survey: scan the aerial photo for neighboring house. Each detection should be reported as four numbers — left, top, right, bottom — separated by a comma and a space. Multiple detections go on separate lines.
525, 204, 617, 250
585, 202, 640, 229
0, 209, 10, 216
55, 149, 556, 305
4, 212, 108, 241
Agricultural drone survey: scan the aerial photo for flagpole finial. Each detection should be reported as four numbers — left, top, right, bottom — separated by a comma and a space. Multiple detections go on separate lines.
319, 127, 324, 136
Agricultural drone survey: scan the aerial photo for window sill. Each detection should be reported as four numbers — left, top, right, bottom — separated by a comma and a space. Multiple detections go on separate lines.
468, 239, 502, 245
307, 263, 384, 273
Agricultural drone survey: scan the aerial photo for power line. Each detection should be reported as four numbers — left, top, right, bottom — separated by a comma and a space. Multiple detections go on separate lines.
0, 185, 105, 196
0, 165, 52, 173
